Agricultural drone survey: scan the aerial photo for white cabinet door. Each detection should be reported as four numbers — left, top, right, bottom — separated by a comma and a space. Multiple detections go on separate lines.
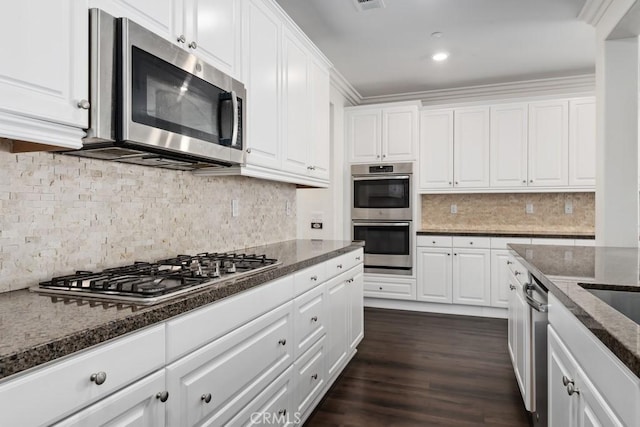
243, 0, 281, 169
52, 370, 166, 427
181, 0, 240, 77
490, 250, 511, 308
507, 274, 518, 376
549, 327, 577, 427
325, 275, 349, 380
382, 106, 418, 162
513, 277, 531, 410
0, 0, 88, 129
416, 247, 452, 303
347, 109, 382, 163
294, 336, 326, 419
569, 98, 596, 187
528, 101, 569, 187
348, 270, 364, 351
452, 248, 491, 306
293, 283, 326, 359
281, 28, 310, 176
576, 369, 624, 427
419, 110, 454, 189
454, 108, 490, 188
490, 104, 528, 188
308, 60, 331, 180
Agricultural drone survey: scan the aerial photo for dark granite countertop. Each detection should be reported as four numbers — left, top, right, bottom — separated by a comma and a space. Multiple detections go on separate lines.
0, 239, 362, 382
418, 229, 595, 239
508, 244, 640, 378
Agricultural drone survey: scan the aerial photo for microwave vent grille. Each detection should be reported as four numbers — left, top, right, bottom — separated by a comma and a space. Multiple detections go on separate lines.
353, 0, 386, 12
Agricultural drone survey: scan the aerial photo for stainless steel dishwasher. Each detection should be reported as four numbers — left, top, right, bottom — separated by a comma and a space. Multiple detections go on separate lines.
524, 274, 549, 426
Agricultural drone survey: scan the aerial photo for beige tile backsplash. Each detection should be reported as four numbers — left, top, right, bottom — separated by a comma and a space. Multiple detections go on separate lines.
0, 146, 296, 293
421, 193, 595, 232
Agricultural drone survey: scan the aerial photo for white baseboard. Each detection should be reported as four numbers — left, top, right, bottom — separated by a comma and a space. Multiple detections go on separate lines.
364, 298, 508, 319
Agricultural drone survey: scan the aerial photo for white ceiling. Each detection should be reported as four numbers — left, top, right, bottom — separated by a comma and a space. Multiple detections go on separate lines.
275, 0, 596, 98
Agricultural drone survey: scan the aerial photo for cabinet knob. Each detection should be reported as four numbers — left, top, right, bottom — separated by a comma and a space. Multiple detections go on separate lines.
356, 256, 361, 261
507, 260, 513, 265
311, 373, 318, 380
379, 286, 383, 290
382, 154, 386, 158
447, 253, 450, 256
201, 393, 212, 403
448, 181, 452, 185
89, 371, 107, 385
278, 338, 287, 346
522, 180, 527, 184
177, 34, 186, 44
278, 409, 287, 416
566, 383, 580, 396
156, 391, 169, 402
514, 271, 521, 276
454, 253, 457, 256
337, 264, 343, 269
77, 99, 90, 110
246, 148, 252, 153
509, 284, 516, 291
376, 155, 380, 159
188, 41, 198, 49
455, 181, 459, 185
311, 316, 318, 322
469, 241, 473, 245
310, 275, 318, 281
530, 179, 534, 183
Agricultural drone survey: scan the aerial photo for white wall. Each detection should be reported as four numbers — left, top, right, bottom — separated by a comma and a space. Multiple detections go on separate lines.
296, 83, 353, 241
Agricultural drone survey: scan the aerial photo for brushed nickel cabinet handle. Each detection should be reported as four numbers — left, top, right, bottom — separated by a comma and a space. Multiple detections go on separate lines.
189, 41, 198, 49
310, 275, 318, 281
278, 339, 287, 346
311, 373, 318, 380
177, 34, 186, 43
311, 316, 318, 322
201, 393, 212, 403
509, 284, 516, 291
156, 391, 169, 402
89, 371, 107, 385
77, 99, 90, 110
567, 383, 580, 396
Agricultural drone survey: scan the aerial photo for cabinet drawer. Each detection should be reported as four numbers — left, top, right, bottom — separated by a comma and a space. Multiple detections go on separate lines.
294, 336, 326, 418
294, 263, 327, 296
326, 249, 363, 279
165, 302, 294, 427
416, 235, 453, 247
0, 325, 165, 427
506, 256, 528, 284
530, 238, 574, 246
574, 238, 595, 247
490, 237, 532, 249
364, 280, 416, 300
293, 283, 326, 359
225, 366, 294, 427
452, 236, 491, 249
166, 275, 293, 362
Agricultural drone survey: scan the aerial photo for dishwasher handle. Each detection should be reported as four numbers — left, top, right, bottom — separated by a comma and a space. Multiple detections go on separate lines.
523, 283, 548, 313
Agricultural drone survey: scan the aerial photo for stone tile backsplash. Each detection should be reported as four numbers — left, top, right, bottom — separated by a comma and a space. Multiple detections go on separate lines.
421, 192, 595, 232
0, 147, 296, 293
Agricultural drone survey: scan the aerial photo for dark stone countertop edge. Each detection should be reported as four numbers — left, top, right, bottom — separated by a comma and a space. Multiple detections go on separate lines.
507, 245, 640, 378
417, 230, 595, 239
0, 243, 363, 382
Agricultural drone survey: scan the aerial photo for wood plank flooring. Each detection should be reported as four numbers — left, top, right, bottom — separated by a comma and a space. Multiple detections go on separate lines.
305, 308, 531, 427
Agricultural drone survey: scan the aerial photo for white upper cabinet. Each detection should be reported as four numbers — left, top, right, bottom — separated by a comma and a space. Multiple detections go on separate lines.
528, 100, 569, 187
419, 109, 454, 189
490, 104, 528, 188
0, 0, 88, 148
243, 0, 281, 170
347, 109, 382, 163
454, 107, 490, 188
89, 0, 177, 42
569, 98, 596, 187
309, 60, 331, 181
347, 103, 418, 164
382, 106, 419, 162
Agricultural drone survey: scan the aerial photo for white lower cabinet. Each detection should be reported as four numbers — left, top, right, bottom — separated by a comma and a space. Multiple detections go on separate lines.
348, 271, 364, 351
52, 370, 167, 427
293, 336, 326, 419
452, 248, 491, 306
417, 247, 452, 303
325, 273, 349, 380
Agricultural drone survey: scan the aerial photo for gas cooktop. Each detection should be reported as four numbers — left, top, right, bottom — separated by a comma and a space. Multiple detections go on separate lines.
33, 252, 281, 306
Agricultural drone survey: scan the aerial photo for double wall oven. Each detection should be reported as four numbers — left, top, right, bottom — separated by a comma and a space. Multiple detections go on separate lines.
351, 163, 413, 275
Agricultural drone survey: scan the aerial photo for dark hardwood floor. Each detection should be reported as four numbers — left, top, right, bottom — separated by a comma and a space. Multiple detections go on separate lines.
305, 308, 531, 427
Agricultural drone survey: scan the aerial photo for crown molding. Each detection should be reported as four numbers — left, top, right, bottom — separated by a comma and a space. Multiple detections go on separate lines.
356, 74, 595, 106
579, 0, 615, 26
329, 68, 362, 106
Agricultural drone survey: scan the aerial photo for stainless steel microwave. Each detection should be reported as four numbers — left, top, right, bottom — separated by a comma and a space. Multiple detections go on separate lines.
69, 9, 246, 170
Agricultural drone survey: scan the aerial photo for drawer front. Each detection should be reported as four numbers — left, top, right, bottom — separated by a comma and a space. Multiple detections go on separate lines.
293, 284, 326, 359
0, 325, 165, 427
294, 336, 326, 418
416, 235, 453, 247
225, 366, 294, 427
574, 238, 595, 247
364, 281, 416, 300
452, 236, 491, 249
166, 275, 293, 362
326, 249, 363, 279
530, 238, 574, 246
506, 256, 528, 285
490, 237, 532, 249
165, 302, 294, 427
294, 263, 327, 297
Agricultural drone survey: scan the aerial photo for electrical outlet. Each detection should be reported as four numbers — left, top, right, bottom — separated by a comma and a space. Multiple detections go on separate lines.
232, 199, 239, 217
450, 204, 457, 214
526, 203, 534, 214
565, 200, 573, 214
285, 201, 291, 216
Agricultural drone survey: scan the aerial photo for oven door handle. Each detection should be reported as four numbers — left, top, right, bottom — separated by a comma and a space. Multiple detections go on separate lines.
352, 175, 410, 181
522, 283, 548, 313
352, 222, 410, 227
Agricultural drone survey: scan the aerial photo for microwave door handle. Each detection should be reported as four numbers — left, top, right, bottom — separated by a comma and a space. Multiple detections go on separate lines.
353, 175, 411, 181
352, 222, 410, 227
230, 90, 239, 148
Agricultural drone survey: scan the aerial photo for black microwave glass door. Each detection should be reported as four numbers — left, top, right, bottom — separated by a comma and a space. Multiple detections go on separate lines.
353, 178, 410, 209
131, 46, 240, 147
353, 224, 410, 255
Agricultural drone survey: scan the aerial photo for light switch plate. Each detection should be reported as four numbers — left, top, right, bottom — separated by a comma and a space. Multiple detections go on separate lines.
232, 199, 239, 217
565, 200, 573, 214
450, 204, 457, 214
526, 203, 534, 214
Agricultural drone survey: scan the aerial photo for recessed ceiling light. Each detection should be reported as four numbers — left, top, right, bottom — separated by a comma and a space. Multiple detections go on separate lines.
432, 52, 449, 62
431, 32, 443, 38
